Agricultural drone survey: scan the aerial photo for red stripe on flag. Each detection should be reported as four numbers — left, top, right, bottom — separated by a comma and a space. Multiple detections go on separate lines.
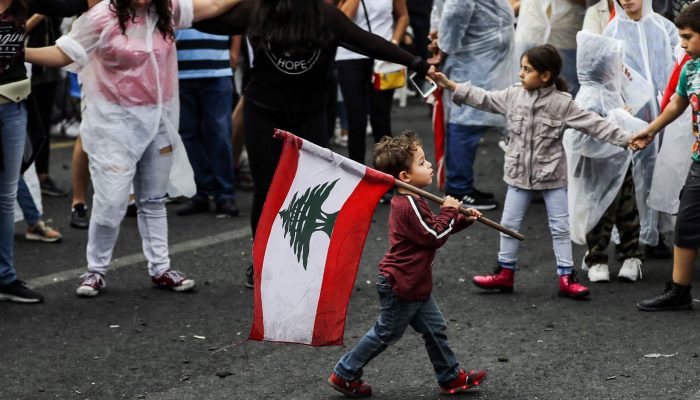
432, 88, 445, 191
249, 130, 302, 341
311, 167, 394, 346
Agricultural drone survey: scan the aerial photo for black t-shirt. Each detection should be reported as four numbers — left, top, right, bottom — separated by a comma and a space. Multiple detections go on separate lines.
195, 1, 429, 111
0, 0, 88, 86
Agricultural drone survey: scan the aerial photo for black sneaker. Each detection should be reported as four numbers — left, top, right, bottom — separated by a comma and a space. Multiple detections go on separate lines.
0, 280, 44, 303
245, 264, 254, 289
215, 199, 240, 218
642, 235, 672, 259
40, 177, 68, 197
70, 203, 90, 229
176, 199, 209, 216
461, 193, 498, 211
471, 188, 494, 199
637, 281, 692, 311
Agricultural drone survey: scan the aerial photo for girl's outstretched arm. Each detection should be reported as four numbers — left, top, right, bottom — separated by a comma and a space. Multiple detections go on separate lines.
25, 46, 73, 68
445, 76, 510, 115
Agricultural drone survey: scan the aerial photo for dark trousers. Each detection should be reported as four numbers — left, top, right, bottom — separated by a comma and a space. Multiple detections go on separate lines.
336, 58, 394, 164
179, 77, 236, 204
243, 99, 327, 235
585, 167, 643, 264
30, 81, 58, 176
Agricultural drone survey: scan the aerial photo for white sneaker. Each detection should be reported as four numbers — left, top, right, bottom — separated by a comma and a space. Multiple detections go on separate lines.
618, 258, 643, 282
588, 264, 610, 282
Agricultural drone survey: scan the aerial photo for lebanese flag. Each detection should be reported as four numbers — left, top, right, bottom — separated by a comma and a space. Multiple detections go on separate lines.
431, 88, 446, 191
249, 129, 395, 346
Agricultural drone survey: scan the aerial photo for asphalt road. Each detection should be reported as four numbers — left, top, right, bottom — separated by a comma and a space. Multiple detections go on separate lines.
2, 97, 699, 400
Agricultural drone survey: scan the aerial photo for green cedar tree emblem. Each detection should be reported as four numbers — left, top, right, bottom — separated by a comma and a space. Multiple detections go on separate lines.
278, 179, 340, 270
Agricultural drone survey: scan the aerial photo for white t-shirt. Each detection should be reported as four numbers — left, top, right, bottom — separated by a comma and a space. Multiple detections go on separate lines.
336, 0, 394, 61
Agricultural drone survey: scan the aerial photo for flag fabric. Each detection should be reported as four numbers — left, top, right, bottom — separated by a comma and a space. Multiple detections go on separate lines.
249, 129, 395, 346
431, 88, 446, 191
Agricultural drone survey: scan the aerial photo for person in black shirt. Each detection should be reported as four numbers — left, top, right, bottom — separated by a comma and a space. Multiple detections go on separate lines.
194, 0, 430, 288
0, 0, 99, 303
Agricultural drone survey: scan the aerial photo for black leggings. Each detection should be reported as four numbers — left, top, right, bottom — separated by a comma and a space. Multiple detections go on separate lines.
336, 58, 394, 164
243, 99, 328, 235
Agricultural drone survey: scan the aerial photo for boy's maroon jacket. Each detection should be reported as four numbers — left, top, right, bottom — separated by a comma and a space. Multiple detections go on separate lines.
379, 194, 472, 301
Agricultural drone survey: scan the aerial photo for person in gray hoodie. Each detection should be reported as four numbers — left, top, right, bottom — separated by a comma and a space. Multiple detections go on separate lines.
432, 44, 639, 299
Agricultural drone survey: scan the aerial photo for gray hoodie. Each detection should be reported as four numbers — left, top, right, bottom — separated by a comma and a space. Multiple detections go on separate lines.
452, 81, 630, 190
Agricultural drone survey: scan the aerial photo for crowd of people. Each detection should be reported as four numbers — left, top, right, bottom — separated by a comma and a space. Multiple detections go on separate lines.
0, 0, 699, 395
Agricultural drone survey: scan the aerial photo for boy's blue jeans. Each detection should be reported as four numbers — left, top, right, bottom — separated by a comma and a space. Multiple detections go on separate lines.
333, 275, 461, 385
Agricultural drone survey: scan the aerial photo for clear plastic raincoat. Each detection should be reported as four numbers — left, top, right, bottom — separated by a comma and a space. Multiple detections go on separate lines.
600, 0, 678, 245
55, 0, 196, 228
514, 0, 585, 55
437, 0, 515, 127
564, 31, 650, 245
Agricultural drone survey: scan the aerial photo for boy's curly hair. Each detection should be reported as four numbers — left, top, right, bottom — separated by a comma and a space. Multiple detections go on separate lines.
675, 2, 700, 34
373, 130, 422, 179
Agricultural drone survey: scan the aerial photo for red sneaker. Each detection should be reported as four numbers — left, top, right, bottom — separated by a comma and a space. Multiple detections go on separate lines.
151, 270, 196, 292
558, 271, 590, 299
472, 267, 514, 292
440, 369, 486, 395
327, 372, 372, 398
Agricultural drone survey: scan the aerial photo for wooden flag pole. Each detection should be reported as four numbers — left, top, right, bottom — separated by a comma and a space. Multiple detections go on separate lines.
393, 180, 525, 241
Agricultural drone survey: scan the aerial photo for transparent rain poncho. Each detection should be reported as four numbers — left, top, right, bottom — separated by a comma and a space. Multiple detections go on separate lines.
514, 0, 585, 53
564, 31, 651, 245
56, 0, 195, 228
437, 0, 516, 127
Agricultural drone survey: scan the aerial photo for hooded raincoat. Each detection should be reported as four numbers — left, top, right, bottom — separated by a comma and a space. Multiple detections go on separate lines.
601, 0, 678, 245
55, 0, 196, 228
437, 0, 515, 127
564, 31, 650, 245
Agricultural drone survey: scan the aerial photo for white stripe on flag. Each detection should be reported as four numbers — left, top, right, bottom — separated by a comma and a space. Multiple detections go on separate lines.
261, 142, 364, 343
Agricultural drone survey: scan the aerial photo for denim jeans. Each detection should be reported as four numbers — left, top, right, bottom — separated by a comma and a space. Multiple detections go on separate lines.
0, 102, 26, 285
559, 48, 579, 98
444, 124, 488, 196
333, 275, 460, 385
87, 131, 173, 277
17, 176, 41, 226
179, 77, 235, 204
499, 185, 574, 275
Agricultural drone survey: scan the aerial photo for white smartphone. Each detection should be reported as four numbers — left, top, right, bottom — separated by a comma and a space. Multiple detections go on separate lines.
409, 72, 438, 98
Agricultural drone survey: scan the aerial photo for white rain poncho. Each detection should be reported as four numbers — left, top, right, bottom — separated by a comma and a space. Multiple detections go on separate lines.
564, 31, 650, 245
514, 0, 585, 53
603, 0, 677, 122
55, 0, 195, 228
437, 0, 515, 127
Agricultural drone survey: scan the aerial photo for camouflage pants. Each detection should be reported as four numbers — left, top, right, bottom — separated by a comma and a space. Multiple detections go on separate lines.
585, 167, 644, 265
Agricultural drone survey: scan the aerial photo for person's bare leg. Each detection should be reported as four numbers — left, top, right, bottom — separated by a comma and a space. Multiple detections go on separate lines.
672, 246, 698, 286
71, 136, 90, 207
232, 95, 245, 168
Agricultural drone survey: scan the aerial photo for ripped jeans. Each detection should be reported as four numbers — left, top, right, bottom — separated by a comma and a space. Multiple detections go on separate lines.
87, 131, 173, 277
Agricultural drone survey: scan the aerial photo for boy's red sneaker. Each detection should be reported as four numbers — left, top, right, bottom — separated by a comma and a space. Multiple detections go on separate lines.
439, 369, 486, 395
558, 271, 590, 299
472, 267, 514, 292
327, 372, 372, 398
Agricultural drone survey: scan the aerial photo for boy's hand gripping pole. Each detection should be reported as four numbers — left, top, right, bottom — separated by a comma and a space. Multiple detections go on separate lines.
393, 180, 525, 241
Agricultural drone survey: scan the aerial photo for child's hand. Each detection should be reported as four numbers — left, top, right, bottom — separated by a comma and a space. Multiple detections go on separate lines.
442, 195, 462, 209
629, 129, 655, 151
433, 72, 457, 92
465, 207, 482, 219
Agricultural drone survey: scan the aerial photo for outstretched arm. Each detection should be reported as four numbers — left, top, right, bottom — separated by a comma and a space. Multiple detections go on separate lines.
25, 46, 74, 68
329, 5, 428, 76
191, 0, 243, 23
29, 0, 99, 17
192, 0, 251, 35
631, 94, 690, 149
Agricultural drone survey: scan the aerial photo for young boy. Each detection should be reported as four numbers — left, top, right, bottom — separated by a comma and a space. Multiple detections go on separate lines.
633, 2, 700, 311
327, 131, 485, 397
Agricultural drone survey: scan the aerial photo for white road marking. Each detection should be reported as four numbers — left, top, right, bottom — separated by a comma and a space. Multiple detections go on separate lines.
28, 227, 251, 289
